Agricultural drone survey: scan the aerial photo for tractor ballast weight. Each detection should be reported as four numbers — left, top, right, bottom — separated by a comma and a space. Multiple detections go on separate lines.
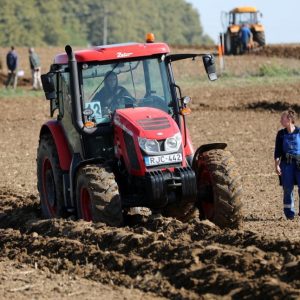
38, 37, 242, 228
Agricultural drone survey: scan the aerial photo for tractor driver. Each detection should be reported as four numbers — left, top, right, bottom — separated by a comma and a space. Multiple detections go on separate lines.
93, 71, 132, 113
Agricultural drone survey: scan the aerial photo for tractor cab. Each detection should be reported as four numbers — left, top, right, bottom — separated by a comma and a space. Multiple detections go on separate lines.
42, 42, 217, 162
228, 7, 262, 27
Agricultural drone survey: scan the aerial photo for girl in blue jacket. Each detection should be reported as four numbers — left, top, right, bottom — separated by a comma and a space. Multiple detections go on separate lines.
274, 109, 300, 219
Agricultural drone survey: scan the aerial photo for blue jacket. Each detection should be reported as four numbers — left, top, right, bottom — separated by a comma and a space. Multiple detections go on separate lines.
6, 50, 18, 71
240, 27, 252, 44
274, 127, 300, 159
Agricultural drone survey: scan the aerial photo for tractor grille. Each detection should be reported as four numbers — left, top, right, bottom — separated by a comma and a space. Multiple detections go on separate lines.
137, 117, 170, 130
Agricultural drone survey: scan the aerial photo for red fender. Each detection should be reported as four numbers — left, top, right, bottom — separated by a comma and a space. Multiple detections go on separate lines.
40, 120, 72, 171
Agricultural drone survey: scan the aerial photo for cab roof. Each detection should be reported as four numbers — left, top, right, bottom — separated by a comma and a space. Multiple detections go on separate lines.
231, 6, 258, 13
54, 42, 170, 64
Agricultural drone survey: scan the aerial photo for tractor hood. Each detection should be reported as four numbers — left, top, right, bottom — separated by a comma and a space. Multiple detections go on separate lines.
113, 107, 180, 140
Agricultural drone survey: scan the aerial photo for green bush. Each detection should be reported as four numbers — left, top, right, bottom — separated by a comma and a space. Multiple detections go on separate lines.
258, 64, 300, 77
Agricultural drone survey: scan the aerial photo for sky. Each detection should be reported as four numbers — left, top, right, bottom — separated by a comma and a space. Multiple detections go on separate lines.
187, 0, 299, 44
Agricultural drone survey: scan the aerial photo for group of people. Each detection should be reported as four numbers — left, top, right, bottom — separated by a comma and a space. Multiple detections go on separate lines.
4, 46, 42, 90
3, 46, 299, 220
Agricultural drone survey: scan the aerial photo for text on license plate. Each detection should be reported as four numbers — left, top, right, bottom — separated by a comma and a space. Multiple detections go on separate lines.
144, 153, 182, 166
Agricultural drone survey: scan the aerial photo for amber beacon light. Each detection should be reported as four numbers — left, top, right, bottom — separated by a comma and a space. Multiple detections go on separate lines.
146, 32, 155, 43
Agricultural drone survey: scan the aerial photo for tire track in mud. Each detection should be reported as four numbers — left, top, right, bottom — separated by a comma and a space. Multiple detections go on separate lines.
191, 101, 300, 114
1, 189, 300, 299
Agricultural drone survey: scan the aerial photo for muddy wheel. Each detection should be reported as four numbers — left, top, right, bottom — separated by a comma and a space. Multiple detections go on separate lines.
76, 164, 123, 226
224, 32, 232, 54
37, 134, 65, 218
255, 31, 266, 46
193, 149, 242, 229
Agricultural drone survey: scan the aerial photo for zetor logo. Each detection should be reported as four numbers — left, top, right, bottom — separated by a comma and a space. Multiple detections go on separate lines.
117, 52, 133, 58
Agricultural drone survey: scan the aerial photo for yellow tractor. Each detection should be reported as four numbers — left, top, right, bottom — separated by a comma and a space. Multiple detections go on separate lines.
221, 6, 265, 55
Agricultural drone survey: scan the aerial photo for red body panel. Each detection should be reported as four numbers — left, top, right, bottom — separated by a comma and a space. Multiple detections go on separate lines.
54, 43, 170, 64
113, 107, 187, 176
40, 120, 72, 171
180, 116, 194, 157
184, 129, 194, 156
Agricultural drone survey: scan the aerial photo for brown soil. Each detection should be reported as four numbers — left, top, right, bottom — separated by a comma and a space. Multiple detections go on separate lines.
255, 44, 300, 60
1, 52, 300, 299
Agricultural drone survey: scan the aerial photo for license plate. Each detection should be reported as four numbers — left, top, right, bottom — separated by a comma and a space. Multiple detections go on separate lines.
144, 153, 182, 166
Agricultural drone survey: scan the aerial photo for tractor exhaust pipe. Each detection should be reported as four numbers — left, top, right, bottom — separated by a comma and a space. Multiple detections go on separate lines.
65, 45, 97, 135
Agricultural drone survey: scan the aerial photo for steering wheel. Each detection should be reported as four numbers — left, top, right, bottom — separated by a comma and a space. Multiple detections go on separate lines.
141, 95, 169, 113
109, 95, 136, 111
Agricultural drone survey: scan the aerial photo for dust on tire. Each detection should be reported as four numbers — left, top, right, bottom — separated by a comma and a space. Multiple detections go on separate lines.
37, 134, 65, 218
76, 164, 123, 227
194, 149, 243, 229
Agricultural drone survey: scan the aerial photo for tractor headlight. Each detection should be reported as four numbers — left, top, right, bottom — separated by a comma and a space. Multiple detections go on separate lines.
138, 137, 160, 154
165, 132, 182, 152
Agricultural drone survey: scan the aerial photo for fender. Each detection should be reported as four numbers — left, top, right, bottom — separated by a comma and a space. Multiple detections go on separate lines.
228, 25, 240, 34
39, 120, 72, 171
192, 143, 227, 170
253, 24, 264, 32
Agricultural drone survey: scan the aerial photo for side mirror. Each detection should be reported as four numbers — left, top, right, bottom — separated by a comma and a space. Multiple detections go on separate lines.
41, 73, 56, 100
202, 54, 217, 81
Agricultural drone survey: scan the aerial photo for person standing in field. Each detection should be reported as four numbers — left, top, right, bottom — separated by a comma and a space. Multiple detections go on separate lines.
5, 46, 18, 89
240, 24, 253, 53
274, 109, 300, 220
28, 47, 42, 90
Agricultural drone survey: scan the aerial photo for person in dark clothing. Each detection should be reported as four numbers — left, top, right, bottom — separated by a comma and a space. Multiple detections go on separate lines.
274, 109, 300, 219
5, 46, 18, 89
240, 24, 253, 53
29, 47, 42, 90
93, 71, 132, 113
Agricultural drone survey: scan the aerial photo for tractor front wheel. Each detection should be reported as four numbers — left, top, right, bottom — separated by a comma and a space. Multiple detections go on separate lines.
193, 149, 243, 229
37, 134, 65, 218
76, 164, 123, 226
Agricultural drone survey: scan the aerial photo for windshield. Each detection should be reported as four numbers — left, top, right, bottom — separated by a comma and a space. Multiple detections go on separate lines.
233, 12, 258, 25
81, 57, 173, 124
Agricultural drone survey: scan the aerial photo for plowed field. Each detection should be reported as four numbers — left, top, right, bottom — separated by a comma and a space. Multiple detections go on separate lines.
1, 50, 300, 299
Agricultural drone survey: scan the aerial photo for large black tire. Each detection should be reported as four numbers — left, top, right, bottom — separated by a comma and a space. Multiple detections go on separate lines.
225, 32, 238, 55
37, 134, 65, 218
193, 149, 242, 229
224, 32, 232, 55
255, 31, 266, 46
76, 164, 123, 227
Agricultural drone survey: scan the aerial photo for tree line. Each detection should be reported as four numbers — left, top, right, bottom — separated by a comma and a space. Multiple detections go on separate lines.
0, 0, 213, 47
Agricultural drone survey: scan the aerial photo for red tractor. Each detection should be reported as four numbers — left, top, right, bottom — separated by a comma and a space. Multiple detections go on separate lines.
38, 36, 242, 228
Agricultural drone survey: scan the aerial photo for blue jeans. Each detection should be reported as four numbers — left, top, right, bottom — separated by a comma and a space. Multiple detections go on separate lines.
281, 161, 300, 218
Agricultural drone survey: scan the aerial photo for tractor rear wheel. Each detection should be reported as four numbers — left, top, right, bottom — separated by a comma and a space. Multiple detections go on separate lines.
193, 149, 242, 229
76, 164, 123, 226
37, 134, 65, 218
255, 31, 266, 46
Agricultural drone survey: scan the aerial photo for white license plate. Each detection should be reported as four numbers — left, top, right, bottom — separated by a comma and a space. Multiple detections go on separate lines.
144, 153, 182, 166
